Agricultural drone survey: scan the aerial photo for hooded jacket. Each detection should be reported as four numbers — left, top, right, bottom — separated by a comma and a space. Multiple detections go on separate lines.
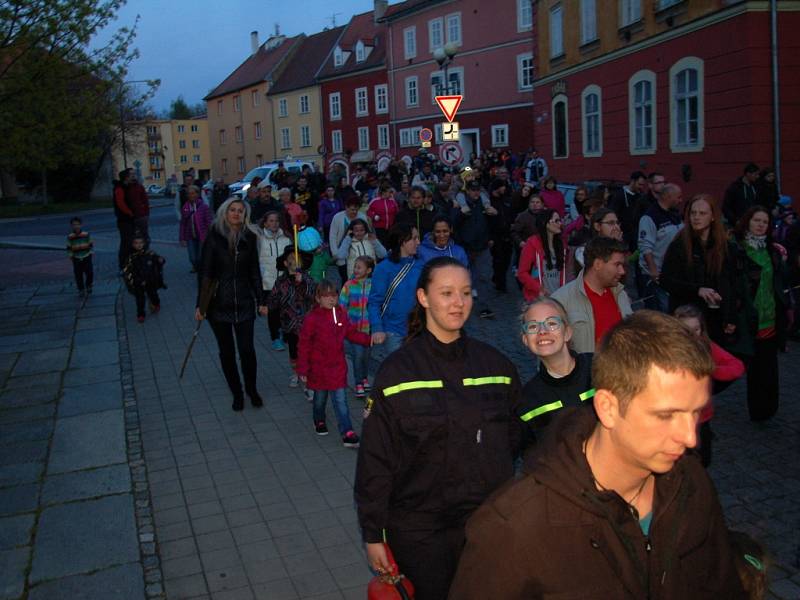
416, 233, 469, 267
449, 407, 746, 600
367, 255, 423, 337
257, 227, 291, 291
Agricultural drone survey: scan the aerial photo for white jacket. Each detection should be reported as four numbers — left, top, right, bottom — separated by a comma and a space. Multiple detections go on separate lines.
336, 236, 387, 279
257, 228, 291, 290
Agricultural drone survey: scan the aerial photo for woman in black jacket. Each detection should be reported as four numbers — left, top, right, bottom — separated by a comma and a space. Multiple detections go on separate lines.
195, 197, 267, 411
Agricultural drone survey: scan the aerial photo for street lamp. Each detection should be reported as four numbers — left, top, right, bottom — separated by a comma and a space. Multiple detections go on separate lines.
433, 42, 459, 95
119, 79, 154, 170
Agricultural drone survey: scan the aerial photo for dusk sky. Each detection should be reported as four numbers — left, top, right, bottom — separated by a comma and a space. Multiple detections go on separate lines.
97, 0, 386, 111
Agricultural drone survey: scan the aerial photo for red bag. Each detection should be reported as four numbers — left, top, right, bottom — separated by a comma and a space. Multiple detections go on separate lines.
367, 543, 415, 600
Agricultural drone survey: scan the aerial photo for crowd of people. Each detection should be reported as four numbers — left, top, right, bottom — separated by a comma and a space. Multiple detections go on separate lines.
105, 149, 795, 598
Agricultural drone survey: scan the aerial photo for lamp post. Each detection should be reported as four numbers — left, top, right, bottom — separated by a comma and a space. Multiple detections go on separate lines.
119, 79, 154, 170
433, 42, 459, 95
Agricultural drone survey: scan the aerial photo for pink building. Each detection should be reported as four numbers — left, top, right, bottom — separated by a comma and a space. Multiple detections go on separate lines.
382, 0, 535, 165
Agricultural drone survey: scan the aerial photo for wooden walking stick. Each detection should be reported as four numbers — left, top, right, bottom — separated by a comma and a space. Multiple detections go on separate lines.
179, 277, 218, 379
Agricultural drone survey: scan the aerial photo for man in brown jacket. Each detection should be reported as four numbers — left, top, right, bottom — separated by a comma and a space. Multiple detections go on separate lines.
449, 311, 746, 599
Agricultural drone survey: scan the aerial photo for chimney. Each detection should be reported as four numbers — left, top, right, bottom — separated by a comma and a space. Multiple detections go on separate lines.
250, 31, 259, 55
374, 0, 388, 22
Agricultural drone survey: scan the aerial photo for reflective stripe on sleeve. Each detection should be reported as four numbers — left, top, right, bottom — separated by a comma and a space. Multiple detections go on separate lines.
579, 388, 596, 402
462, 376, 513, 386
382, 380, 444, 397
519, 400, 564, 422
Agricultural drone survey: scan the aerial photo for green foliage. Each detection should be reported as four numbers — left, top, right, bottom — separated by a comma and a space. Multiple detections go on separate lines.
169, 95, 205, 119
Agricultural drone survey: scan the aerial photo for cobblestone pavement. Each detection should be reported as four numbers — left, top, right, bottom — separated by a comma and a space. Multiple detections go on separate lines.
1, 210, 799, 599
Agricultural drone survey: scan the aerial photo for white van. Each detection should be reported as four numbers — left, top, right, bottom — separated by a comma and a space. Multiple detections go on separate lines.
228, 160, 315, 198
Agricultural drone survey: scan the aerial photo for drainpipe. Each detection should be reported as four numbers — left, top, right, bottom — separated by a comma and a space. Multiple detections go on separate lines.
770, 0, 781, 191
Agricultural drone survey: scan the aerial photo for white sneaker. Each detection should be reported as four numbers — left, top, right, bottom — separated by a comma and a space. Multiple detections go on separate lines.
289, 374, 299, 388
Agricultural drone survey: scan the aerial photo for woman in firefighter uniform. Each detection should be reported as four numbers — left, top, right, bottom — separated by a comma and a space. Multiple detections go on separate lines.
355, 256, 523, 600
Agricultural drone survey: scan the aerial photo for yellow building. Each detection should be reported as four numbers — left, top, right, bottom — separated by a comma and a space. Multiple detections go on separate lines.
169, 117, 212, 182
111, 119, 173, 186
266, 27, 344, 165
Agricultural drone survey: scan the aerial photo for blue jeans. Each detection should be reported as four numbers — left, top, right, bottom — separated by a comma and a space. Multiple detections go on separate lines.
313, 388, 353, 435
346, 341, 370, 384
636, 271, 669, 313
187, 238, 202, 270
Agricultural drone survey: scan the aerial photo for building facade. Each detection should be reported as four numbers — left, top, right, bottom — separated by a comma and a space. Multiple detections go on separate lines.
267, 27, 344, 167
532, 0, 799, 199
383, 0, 535, 166
204, 33, 302, 183
169, 117, 212, 183
111, 120, 173, 186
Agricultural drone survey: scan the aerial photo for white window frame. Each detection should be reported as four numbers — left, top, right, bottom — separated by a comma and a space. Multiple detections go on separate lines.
581, 84, 603, 157
178, 139, 186, 149
191, 124, 198, 133
251, 89, 260, 107
233, 95, 241, 112
551, 94, 569, 159
428, 18, 444, 53
446, 13, 462, 46
300, 125, 311, 148
358, 126, 370, 151
355, 40, 366, 63
399, 126, 423, 148
329, 92, 341, 120
355, 87, 369, 117
550, 5, 564, 58
404, 26, 417, 59
280, 127, 291, 150
581, 0, 597, 45
430, 67, 464, 102
518, 0, 533, 32
254, 121, 262, 140
517, 52, 533, 91
192, 154, 201, 163
620, 0, 642, 27
180, 155, 187, 164
278, 98, 288, 118
405, 76, 419, 108
334, 46, 344, 67
375, 84, 388, 114
299, 94, 309, 114
628, 69, 657, 155
177, 125, 185, 133
377, 124, 390, 150
331, 129, 342, 154
153, 171, 161, 180
669, 56, 704, 153
491, 124, 509, 148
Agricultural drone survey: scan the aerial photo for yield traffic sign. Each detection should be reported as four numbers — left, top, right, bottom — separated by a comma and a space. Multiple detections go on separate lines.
435, 95, 462, 123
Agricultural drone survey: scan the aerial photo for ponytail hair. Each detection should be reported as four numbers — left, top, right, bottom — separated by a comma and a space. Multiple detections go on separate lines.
406, 256, 470, 341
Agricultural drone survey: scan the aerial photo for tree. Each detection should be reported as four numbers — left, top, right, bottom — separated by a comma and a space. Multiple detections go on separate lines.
0, 0, 159, 202
169, 95, 206, 119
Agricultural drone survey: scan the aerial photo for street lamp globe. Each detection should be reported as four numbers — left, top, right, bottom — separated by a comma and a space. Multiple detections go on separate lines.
433, 46, 447, 65
444, 42, 458, 58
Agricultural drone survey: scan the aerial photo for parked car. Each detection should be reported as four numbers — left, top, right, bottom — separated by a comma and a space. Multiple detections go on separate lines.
228, 160, 315, 198
146, 184, 165, 196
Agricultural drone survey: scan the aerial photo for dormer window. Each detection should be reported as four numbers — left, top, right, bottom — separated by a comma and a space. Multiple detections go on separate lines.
355, 40, 365, 63
334, 46, 344, 67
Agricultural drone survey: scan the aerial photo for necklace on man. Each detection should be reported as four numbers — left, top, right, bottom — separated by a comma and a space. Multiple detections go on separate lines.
584, 439, 651, 520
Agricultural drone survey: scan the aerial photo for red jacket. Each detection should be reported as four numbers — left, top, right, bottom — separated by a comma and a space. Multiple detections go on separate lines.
517, 235, 568, 301
297, 305, 370, 390
129, 182, 150, 218
702, 341, 745, 422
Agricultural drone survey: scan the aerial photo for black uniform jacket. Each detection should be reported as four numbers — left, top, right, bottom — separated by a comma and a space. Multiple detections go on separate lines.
355, 330, 522, 543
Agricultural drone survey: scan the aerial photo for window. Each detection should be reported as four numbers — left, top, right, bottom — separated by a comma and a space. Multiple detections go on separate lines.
177, 125, 185, 133
581, 0, 597, 44
550, 5, 564, 58
405, 76, 419, 107
446, 13, 462, 46
191, 124, 198, 133
375, 84, 388, 114
629, 70, 656, 154
552, 94, 568, 158
334, 46, 344, 67
256, 154, 263, 165
254, 121, 262, 140
179, 140, 186, 149
180, 155, 188, 164
429, 18, 443, 52
670, 57, 704, 152
329, 92, 341, 120
378, 124, 389, 149
620, 0, 641, 26
237, 157, 245, 173
192, 154, 201, 163
235, 126, 242, 143
399, 126, 423, 148
278, 98, 288, 117
358, 127, 370, 151
582, 85, 602, 157
404, 27, 417, 59
233, 95, 241, 112
332, 130, 342, 153
300, 125, 311, 148
217, 100, 223, 115
517, 53, 534, 90
221, 158, 228, 175
252, 89, 260, 107
280, 127, 291, 150
146, 126, 157, 135
299, 95, 309, 114
518, 0, 532, 31
657, 0, 681, 9
153, 171, 161, 180
355, 87, 369, 116
219, 129, 226, 145
355, 40, 365, 63
491, 124, 509, 147
430, 68, 464, 102
192, 140, 200, 148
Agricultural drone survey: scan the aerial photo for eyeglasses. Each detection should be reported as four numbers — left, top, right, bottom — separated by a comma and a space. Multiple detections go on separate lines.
600, 219, 620, 226
521, 316, 564, 335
